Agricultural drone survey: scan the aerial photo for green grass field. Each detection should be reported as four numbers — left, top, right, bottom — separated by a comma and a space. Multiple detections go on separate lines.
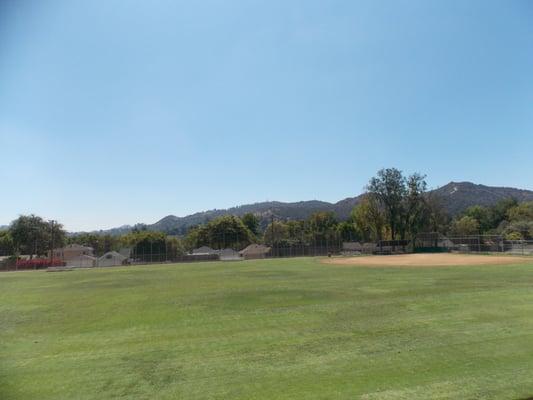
2, 257, 533, 399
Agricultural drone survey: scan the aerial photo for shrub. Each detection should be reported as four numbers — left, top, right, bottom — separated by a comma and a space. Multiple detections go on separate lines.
15, 258, 65, 270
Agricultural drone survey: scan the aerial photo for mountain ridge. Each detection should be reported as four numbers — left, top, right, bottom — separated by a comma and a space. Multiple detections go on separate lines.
71, 181, 533, 235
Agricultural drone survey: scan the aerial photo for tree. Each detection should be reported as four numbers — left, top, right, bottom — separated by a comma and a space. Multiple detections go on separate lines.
9, 215, 65, 257
241, 213, 260, 236
0, 231, 14, 256
68, 233, 118, 256
507, 202, 533, 222
367, 168, 407, 241
450, 216, 479, 236
366, 168, 432, 244
263, 221, 289, 245
400, 173, 428, 240
423, 193, 450, 245
183, 226, 201, 251
502, 220, 533, 240
285, 220, 306, 244
352, 195, 385, 242
464, 205, 492, 233
121, 230, 172, 262
306, 212, 338, 244
490, 198, 518, 228
185, 215, 254, 250
165, 236, 186, 260
132, 223, 149, 233
336, 221, 360, 242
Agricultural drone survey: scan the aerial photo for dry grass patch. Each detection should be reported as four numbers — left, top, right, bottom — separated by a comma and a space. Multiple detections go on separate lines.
324, 253, 532, 267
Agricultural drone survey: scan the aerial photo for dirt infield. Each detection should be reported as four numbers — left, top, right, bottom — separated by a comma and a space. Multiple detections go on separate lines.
324, 253, 532, 267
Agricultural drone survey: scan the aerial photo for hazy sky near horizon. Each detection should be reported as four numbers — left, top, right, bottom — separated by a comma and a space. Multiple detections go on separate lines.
1, 0, 532, 231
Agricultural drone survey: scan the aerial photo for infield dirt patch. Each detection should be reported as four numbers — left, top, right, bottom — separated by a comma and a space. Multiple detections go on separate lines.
325, 253, 532, 267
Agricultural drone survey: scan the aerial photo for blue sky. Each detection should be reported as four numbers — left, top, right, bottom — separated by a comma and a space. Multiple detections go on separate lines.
1, 0, 532, 231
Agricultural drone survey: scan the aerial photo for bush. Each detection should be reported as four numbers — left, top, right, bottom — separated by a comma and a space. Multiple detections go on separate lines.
15, 258, 65, 270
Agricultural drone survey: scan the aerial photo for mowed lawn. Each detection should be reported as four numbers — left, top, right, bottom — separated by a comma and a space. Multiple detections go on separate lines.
2, 258, 533, 399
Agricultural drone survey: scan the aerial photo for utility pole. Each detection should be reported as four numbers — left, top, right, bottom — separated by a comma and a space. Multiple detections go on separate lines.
49, 220, 56, 265
271, 213, 275, 257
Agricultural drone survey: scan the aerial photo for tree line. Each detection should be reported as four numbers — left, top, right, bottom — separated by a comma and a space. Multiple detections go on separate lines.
450, 199, 533, 239
2, 168, 533, 260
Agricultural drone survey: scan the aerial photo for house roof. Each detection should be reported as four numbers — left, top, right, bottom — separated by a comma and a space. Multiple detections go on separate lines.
239, 244, 271, 255
56, 244, 94, 251
218, 248, 239, 255
98, 251, 126, 260
192, 246, 216, 254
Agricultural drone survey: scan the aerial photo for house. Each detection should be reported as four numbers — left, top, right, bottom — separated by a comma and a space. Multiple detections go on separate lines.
191, 246, 217, 255
218, 248, 241, 261
49, 244, 94, 263
97, 251, 127, 267
119, 247, 132, 258
239, 244, 271, 260
66, 255, 96, 268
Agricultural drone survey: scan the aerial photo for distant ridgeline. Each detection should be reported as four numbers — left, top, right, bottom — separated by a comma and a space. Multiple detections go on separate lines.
76, 182, 533, 235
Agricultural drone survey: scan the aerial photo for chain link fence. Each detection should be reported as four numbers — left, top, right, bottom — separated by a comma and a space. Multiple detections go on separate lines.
1, 232, 366, 270
414, 233, 533, 255
4, 231, 532, 271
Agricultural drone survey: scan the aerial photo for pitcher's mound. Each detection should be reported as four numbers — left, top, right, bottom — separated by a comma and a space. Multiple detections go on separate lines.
325, 253, 532, 267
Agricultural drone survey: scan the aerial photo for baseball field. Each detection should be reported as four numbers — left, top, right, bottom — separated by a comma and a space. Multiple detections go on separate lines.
2, 254, 533, 399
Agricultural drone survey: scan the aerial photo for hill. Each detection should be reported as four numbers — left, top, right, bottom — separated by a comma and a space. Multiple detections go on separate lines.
150, 200, 347, 234
78, 182, 533, 235
432, 182, 533, 215
147, 182, 533, 234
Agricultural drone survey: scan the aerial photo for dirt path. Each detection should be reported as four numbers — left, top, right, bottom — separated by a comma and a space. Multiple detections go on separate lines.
324, 253, 532, 267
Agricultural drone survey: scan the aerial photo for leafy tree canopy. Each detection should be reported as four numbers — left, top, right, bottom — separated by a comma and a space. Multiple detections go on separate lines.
9, 215, 65, 257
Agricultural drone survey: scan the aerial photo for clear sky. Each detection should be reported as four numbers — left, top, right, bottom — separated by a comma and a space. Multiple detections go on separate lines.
1, 0, 532, 231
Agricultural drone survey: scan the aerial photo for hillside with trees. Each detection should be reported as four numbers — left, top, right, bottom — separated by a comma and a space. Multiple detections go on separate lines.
2, 169, 533, 267
81, 181, 533, 236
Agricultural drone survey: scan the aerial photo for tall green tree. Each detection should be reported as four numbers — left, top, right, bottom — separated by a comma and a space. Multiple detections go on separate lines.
9, 215, 65, 257
352, 195, 385, 242
0, 231, 14, 256
424, 193, 450, 236
400, 173, 428, 240
241, 213, 260, 236
367, 168, 407, 241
